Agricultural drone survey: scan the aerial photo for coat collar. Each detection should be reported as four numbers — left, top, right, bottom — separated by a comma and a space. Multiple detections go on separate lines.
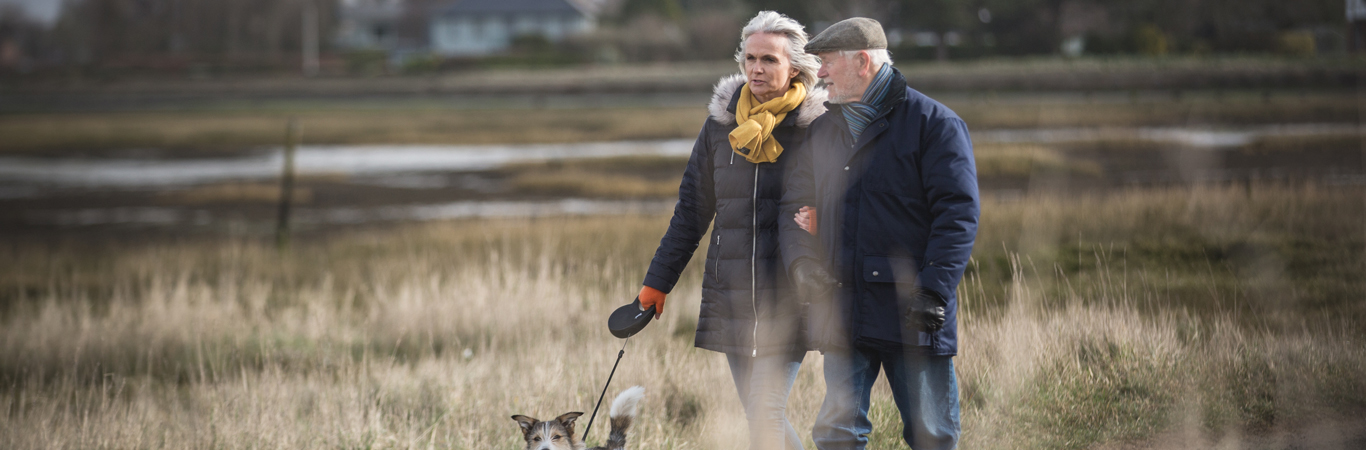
872, 66, 908, 117
822, 68, 910, 164
707, 73, 828, 129
824, 67, 909, 126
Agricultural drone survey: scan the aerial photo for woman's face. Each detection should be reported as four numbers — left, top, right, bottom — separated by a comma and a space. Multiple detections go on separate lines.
742, 32, 799, 103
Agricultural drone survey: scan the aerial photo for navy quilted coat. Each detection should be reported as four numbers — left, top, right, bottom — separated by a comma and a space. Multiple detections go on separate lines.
642, 74, 827, 356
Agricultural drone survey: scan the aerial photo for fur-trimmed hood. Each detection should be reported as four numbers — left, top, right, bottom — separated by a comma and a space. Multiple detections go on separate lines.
707, 73, 828, 128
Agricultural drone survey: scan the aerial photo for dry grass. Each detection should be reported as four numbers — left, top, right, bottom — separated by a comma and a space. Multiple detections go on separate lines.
954, 258, 1366, 450
973, 143, 1103, 179
972, 184, 1366, 330
0, 108, 707, 155
158, 183, 314, 204
508, 171, 683, 198
950, 93, 1358, 130
1, 90, 1357, 156
498, 146, 1115, 199
499, 156, 690, 199
2, 186, 1365, 449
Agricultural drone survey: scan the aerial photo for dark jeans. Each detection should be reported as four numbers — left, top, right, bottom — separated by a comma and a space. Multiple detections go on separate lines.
726, 350, 807, 450
813, 345, 960, 450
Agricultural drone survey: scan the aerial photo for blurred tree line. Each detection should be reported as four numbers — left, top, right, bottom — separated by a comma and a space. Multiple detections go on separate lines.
745, 0, 1344, 60
491, 0, 1347, 67
0, 0, 1350, 75
0, 0, 337, 74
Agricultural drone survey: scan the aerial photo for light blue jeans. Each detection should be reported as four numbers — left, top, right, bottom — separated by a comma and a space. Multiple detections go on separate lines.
726, 350, 807, 450
813, 346, 960, 450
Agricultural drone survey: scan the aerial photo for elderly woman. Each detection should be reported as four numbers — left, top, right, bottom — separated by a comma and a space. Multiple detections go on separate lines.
634, 11, 825, 450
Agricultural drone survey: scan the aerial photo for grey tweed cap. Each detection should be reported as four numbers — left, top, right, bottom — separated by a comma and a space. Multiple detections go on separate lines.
804, 17, 887, 53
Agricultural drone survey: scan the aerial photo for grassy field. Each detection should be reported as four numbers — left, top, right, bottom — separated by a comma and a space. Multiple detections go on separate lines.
0, 108, 707, 156
2, 184, 1363, 449
0, 89, 1359, 156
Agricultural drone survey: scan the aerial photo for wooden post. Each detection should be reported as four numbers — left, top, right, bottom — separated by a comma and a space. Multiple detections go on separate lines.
302, 1, 320, 77
276, 119, 300, 252
1358, 63, 1366, 256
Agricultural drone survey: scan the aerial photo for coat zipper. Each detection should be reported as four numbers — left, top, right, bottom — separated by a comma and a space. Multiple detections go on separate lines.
750, 164, 759, 357
713, 234, 721, 278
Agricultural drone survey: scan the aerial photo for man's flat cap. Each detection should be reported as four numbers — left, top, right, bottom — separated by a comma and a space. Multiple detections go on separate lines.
804, 17, 887, 53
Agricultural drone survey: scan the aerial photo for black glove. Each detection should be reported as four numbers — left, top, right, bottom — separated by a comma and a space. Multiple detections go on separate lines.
790, 258, 836, 302
907, 289, 947, 332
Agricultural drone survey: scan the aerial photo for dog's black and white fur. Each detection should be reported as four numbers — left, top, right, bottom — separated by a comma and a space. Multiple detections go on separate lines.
512, 386, 645, 450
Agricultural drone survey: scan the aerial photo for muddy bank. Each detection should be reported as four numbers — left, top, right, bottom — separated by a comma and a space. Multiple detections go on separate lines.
2, 124, 1363, 241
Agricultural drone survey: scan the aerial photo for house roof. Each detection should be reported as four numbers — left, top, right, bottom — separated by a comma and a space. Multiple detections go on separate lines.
435, 0, 587, 16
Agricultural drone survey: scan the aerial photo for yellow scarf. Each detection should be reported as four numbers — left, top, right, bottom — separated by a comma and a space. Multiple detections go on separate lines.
728, 81, 806, 164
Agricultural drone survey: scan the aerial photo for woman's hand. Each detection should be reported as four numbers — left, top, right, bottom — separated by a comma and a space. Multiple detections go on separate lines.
795, 206, 818, 235
638, 285, 666, 319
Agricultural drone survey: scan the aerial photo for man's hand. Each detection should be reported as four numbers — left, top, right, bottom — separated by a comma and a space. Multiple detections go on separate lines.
906, 289, 947, 332
795, 206, 818, 235
791, 258, 836, 302
638, 285, 666, 319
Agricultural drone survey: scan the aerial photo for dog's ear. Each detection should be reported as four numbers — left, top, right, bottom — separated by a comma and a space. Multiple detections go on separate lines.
511, 415, 538, 434
555, 412, 585, 432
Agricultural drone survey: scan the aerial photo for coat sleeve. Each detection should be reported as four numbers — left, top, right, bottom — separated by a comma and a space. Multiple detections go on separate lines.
918, 116, 980, 300
642, 122, 718, 293
779, 127, 821, 273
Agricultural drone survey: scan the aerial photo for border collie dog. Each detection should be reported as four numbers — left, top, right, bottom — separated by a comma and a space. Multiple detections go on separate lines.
512, 386, 645, 450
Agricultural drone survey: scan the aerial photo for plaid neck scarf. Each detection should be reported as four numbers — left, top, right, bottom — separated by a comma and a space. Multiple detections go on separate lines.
842, 63, 895, 142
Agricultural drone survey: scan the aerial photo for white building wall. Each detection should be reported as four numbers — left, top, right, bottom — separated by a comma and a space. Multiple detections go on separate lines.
431, 12, 591, 56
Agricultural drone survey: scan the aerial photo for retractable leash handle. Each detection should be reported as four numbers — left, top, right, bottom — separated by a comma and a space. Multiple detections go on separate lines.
584, 298, 655, 441
607, 297, 656, 339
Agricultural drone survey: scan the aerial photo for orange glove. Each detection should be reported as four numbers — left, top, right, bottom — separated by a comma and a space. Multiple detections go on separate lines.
638, 285, 666, 319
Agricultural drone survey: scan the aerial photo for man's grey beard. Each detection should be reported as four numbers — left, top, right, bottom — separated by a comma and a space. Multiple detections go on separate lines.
818, 79, 859, 104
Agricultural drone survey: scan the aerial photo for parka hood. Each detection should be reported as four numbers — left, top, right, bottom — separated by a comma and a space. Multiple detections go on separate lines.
707, 73, 828, 128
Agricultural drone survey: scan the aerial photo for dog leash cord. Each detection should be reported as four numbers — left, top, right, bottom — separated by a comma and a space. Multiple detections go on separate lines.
583, 339, 628, 441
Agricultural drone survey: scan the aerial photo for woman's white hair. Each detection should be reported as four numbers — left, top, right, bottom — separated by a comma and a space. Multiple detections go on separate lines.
733, 11, 820, 88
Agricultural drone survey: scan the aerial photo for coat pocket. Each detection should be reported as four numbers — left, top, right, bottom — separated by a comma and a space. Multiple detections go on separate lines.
862, 255, 932, 346
862, 255, 920, 320
862, 255, 919, 285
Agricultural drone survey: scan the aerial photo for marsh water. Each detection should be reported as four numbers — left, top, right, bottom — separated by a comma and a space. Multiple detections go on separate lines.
1, 124, 1362, 234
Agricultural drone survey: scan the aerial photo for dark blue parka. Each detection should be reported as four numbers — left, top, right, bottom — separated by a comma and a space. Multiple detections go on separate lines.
780, 68, 979, 355
643, 74, 828, 356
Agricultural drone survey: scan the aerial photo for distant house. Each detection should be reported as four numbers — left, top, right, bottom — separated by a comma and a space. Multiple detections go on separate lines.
1350, 0, 1366, 52
429, 0, 595, 56
336, 0, 405, 50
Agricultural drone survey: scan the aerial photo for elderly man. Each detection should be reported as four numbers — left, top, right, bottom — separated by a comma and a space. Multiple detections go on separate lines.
779, 18, 979, 450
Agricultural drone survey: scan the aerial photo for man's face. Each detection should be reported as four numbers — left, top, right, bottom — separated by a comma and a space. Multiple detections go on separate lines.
816, 51, 867, 104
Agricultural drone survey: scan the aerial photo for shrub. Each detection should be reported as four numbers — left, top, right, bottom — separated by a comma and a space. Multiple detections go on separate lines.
1277, 31, 1316, 57
1133, 24, 1169, 57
